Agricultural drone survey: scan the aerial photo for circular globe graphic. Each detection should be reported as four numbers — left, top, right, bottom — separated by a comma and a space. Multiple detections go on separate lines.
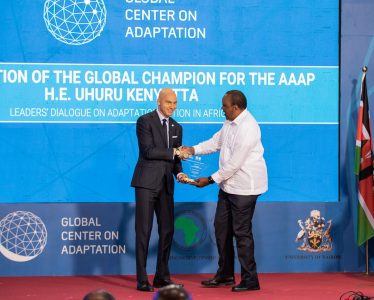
174, 210, 207, 251
43, 0, 107, 45
0, 211, 48, 262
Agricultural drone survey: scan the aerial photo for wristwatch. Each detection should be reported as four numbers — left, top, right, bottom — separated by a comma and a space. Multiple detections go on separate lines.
208, 176, 215, 184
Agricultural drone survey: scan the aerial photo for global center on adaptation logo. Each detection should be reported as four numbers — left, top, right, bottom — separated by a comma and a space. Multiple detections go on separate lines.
43, 0, 107, 45
0, 211, 48, 262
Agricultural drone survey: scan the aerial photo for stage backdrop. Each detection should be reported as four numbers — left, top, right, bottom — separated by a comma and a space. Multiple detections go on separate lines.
2, 0, 366, 277
0, 0, 339, 203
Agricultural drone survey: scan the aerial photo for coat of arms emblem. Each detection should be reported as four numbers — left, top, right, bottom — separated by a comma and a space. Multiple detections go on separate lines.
295, 210, 332, 252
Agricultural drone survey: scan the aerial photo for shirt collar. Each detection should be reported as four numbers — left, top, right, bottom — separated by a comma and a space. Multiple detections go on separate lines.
156, 109, 169, 123
230, 109, 248, 125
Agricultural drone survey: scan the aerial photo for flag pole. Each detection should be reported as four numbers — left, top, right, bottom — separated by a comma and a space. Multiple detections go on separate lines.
365, 240, 369, 275
363, 66, 370, 277
355, 66, 374, 276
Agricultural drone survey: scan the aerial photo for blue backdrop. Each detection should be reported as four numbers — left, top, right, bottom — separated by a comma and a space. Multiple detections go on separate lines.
0, 0, 339, 203
1, 0, 373, 276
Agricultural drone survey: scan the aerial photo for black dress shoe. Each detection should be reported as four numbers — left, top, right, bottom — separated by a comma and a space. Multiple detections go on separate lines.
201, 276, 235, 287
137, 281, 154, 292
153, 278, 184, 288
231, 281, 260, 292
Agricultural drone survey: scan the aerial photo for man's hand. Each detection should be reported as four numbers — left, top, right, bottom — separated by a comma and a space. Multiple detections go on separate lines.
177, 173, 195, 184
192, 177, 210, 188
178, 146, 194, 160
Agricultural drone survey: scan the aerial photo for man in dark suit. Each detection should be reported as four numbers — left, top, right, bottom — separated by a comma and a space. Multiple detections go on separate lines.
131, 88, 187, 292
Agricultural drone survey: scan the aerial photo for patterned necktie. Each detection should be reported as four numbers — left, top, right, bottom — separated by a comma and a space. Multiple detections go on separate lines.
162, 118, 168, 148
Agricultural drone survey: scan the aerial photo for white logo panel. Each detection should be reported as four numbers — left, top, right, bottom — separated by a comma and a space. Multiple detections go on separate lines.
0, 211, 48, 262
43, 0, 107, 45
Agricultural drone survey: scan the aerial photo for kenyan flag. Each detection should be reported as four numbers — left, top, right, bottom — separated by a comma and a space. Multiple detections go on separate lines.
355, 68, 374, 246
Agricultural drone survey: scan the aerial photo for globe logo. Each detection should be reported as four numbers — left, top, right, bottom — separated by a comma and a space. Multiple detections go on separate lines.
43, 0, 107, 46
0, 211, 48, 262
174, 210, 206, 251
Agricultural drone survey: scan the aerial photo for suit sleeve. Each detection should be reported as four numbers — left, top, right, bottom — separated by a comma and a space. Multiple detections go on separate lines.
173, 125, 183, 176
136, 116, 174, 161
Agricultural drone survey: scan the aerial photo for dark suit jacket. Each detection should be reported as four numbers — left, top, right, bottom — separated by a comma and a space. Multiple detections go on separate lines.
131, 110, 183, 193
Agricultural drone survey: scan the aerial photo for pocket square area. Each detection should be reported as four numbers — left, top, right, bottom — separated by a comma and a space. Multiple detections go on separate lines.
172, 136, 178, 138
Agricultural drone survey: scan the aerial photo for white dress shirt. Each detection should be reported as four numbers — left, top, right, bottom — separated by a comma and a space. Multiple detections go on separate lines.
193, 109, 268, 195
156, 109, 169, 147
156, 109, 185, 180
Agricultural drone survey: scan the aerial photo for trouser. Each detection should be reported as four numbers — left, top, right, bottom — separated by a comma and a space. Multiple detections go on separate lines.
214, 189, 259, 283
135, 181, 174, 282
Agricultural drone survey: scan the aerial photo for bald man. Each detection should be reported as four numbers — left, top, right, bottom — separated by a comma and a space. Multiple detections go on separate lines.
131, 88, 186, 292
83, 289, 115, 300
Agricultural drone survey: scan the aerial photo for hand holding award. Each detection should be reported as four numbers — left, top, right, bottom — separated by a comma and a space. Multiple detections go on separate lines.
177, 173, 196, 184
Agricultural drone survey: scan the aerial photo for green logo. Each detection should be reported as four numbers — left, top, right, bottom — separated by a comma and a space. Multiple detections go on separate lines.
174, 211, 206, 251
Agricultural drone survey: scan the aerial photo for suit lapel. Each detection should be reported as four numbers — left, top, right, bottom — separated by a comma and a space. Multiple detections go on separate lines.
169, 119, 175, 148
151, 110, 168, 147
